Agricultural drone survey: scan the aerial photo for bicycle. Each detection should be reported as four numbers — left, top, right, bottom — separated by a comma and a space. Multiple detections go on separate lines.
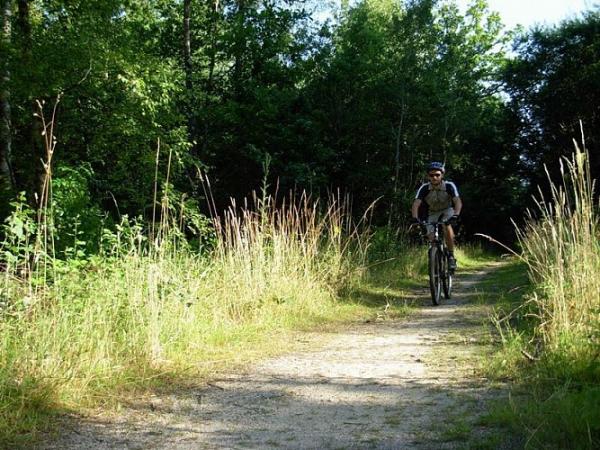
418, 219, 455, 306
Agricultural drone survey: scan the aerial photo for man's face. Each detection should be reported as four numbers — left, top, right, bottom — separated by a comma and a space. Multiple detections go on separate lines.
428, 171, 443, 186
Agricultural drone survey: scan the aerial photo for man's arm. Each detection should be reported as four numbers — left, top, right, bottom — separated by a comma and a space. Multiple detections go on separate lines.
453, 196, 462, 215
411, 199, 422, 219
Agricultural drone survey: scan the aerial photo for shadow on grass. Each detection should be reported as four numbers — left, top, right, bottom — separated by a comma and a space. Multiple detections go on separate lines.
0, 375, 66, 449
344, 284, 418, 309
473, 259, 600, 449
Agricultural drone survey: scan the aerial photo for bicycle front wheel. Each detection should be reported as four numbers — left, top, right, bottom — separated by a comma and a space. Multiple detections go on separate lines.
428, 246, 442, 306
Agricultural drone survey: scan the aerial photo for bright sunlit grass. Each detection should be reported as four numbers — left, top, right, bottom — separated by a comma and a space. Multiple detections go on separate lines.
0, 190, 379, 445
517, 144, 599, 353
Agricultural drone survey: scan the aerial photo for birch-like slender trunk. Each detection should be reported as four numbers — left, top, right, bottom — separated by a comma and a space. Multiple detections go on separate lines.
18, 0, 44, 203
0, 0, 14, 191
388, 107, 405, 227
183, 0, 198, 157
201, 0, 220, 159
232, 0, 246, 99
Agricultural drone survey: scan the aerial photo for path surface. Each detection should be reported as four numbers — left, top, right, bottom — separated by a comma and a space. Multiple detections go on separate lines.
40, 265, 508, 449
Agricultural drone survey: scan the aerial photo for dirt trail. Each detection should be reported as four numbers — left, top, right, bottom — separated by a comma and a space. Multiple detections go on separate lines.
40, 265, 508, 449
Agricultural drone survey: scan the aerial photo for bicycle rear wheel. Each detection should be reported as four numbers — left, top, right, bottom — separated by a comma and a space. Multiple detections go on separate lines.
442, 251, 453, 299
428, 246, 442, 305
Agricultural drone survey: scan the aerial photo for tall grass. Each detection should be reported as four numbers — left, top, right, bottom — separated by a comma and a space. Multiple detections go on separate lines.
486, 144, 600, 449
517, 144, 599, 352
0, 103, 380, 445
0, 180, 371, 444
213, 191, 370, 308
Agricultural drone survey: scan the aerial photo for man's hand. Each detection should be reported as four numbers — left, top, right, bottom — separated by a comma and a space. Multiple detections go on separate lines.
448, 215, 460, 226
411, 217, 425, 227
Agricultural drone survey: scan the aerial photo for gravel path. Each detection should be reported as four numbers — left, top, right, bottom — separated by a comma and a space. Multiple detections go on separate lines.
39, 265, 508, 449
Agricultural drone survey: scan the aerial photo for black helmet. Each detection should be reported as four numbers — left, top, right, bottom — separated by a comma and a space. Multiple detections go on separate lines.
427, 161, 445, 173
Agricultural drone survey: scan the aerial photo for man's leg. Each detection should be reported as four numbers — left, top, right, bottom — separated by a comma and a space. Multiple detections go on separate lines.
444, 225, 455, 252
442, 213, 457, 272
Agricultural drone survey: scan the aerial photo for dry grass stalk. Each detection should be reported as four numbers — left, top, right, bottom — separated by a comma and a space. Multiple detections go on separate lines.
517, 143, 599, 347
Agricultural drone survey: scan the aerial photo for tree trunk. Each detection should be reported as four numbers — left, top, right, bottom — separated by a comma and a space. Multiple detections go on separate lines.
232, 0, 246, 99
183, 0, 198, 158
201, 0, 220, 159
17, 0, 44, 204
393, 109, 405, 196
16, 0, 28, 43
442, 115, 449, 164
388, 105, 405, 227
0, 0, 14, 193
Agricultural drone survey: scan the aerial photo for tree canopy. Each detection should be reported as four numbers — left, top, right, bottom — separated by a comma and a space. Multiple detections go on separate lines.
504, 10, 600, 189
0, 0, 597, 246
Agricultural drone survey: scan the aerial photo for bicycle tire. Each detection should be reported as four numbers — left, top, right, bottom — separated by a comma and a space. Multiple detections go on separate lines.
428, 246, 442, 305
442, 251, 453, 299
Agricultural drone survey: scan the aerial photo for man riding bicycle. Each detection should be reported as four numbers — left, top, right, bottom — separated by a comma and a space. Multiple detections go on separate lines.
411, 162, 462, 271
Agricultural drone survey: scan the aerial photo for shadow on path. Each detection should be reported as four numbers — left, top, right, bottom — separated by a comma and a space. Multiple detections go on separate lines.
38, 265, 510, 450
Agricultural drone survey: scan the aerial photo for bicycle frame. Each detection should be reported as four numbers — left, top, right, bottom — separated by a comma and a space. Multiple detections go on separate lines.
420, 220, 453, 305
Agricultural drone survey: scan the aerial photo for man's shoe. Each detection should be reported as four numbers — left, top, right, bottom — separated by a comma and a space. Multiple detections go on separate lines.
448, 255, 457, 273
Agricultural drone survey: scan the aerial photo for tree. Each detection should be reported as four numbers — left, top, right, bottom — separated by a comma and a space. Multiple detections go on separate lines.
0, 0, 13, 198
8, 0, 186, 216
193, 0, 319, 206
504, 10, 600, 189
302, 0, 514, 231
183, 0, 197, 156
0, 0, 526, 244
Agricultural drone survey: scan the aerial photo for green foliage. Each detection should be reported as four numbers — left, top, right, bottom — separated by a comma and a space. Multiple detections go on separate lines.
10, 0, 187, 217
51, 166, 103, 257
5, 0, 595, 247
99, 215, 146, 257
2, 0, 527, 242
504, 10, 600, 188
1, 193, 37, 266
299, 0, 519, 236
484, 379, 600, 449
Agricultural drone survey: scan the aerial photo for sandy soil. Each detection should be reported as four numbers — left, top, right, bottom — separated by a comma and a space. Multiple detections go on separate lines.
38, 265, 511, 449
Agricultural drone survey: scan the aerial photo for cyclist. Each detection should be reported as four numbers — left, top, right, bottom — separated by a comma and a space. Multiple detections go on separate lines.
411, 162, 462, 271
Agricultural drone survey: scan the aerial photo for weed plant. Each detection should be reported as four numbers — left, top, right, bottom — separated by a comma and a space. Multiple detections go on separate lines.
488, 144, 600, 449
517, 145, 599, 365
0, 126, 378, 449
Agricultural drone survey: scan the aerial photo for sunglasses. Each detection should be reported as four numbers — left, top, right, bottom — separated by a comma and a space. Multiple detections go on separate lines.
428, 173, 442, 178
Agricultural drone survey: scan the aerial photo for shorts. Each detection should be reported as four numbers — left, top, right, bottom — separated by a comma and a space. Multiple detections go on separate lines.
426, 207, 455, 234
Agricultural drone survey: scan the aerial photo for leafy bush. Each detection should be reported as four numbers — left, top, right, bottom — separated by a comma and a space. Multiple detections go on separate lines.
51, 165, 104, 257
